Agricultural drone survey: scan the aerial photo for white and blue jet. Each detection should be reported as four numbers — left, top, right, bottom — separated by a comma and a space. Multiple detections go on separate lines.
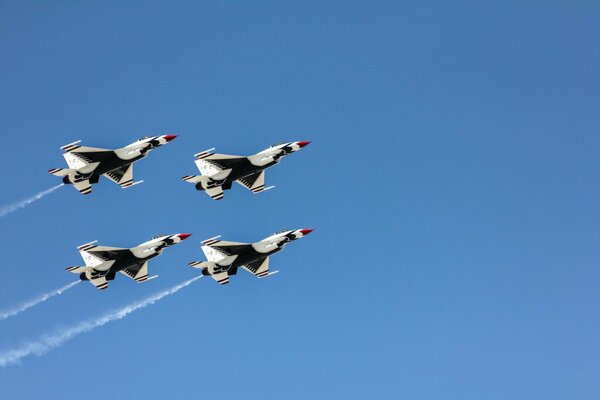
182, 141, 310, 200
49, 135, 178, 195
189, 229, 313, 285
66, 233, 192, 290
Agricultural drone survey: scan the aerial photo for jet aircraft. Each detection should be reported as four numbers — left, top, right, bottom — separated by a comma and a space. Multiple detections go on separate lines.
49, 135, 177, 194
66, 233, 191, 290
188, 229, 313, 285
181, 141, 310, 200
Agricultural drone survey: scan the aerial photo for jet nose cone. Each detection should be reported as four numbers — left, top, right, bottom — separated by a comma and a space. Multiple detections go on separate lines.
177, 233, 192, 240
298, 228, 314, 235
297, 141, 311, 148
163, 134, 178, 142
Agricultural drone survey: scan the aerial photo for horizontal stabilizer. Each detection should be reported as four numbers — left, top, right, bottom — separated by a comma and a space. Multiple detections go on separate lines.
66, 266, 92, 274
181, 175, 205, 184
188, 261, 215, 269
48, 168, 74, 177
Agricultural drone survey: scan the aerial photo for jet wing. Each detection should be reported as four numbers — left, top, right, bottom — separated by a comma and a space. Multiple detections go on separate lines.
78, 242, 129, 266
235, 171, 270, 194
194, 149, 247, 176
242, 257, 270, 278
103, 164, 141, 188
62, 143, 113, 170
201, 238, 251, 261
120, 261, 152, 283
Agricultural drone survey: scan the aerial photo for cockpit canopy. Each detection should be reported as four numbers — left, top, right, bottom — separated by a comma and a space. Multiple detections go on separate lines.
138, 136, 152, 141
273, 230, 290, 235
152, 234, 167, 239
270, 142, 286, 147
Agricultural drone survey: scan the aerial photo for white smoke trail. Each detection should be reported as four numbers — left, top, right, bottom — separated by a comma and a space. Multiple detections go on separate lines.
0, 281, 80, 322
0, 184, 64, 218
0, 276, 202, 367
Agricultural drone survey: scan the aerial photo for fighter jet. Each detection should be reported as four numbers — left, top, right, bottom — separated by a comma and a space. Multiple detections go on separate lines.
48, 135, 178, 195
188, 229, 313, 285
181, 141, 310, 200
66, 233, 191, 290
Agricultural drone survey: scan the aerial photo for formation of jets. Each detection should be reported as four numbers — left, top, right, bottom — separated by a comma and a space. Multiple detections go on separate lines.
48, 136, 313, 290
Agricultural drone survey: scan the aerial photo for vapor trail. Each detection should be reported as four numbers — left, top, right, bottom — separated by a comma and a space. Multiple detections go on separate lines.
0, 184, 64, 218
0, 281, 80, 322
0, 276, 202, 367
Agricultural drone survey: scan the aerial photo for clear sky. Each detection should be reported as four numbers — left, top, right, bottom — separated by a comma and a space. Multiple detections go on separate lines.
0, 1, 599, 399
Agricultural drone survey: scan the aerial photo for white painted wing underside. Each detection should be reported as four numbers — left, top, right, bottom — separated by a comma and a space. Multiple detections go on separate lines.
201, 240, 248, 261
79, 245, 127, 266
63, 146, 110, 169
194, 153, 240, 176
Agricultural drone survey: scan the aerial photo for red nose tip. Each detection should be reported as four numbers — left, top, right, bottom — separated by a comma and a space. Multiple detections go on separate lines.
299, 228, 313, 235
297, 141, 310, 148
164, 134, 178, 142
177, 233, 192, 240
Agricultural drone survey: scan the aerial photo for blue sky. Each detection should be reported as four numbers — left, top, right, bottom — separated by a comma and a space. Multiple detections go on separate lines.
0, 1, 599, 398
